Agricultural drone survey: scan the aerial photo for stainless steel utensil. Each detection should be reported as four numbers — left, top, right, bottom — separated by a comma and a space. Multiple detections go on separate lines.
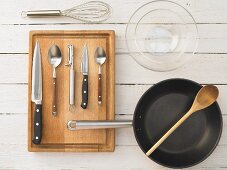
31, 41, 42, 144
67, 120, 132, 130
65, 45, 75, 106
48, 45, 62, 116
21, 1, 112, 23
81, 44, 88, 109
95, 47, 107, 105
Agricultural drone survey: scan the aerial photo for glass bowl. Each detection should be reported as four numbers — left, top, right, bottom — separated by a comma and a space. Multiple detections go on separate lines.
126, 0, 198, 71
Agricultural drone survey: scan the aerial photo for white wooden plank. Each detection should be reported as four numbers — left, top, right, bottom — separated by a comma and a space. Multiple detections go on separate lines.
116, 54, 227, 84
0, 141, 226, 169
0, 84, 226, 114
0, 53, 226, 84
0, 84, 27, 114
0, 55, 27, 84
1, 24, 227, 53
1, 0, 227, 24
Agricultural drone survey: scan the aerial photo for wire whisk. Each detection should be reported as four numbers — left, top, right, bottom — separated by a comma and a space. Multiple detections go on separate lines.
21, 1, 112, 23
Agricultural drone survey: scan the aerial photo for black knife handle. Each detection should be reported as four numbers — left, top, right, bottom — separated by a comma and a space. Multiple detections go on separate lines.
32, 104, 42, 144
81, 75, 88, 109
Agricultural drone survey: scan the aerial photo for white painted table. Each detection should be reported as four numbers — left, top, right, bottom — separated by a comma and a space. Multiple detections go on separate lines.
0, 0, 227, 169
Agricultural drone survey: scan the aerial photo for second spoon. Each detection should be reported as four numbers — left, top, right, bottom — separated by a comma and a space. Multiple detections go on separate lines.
48, 45, 62, 116
95, 47, 107, 105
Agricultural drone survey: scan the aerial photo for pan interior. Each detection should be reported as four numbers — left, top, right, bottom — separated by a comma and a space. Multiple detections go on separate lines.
133, 79, 222, 168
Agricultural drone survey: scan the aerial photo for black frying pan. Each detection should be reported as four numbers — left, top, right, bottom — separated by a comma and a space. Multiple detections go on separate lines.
68, 78, 223, 168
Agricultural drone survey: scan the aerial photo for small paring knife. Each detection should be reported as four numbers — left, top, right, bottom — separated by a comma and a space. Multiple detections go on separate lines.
81, 44, 88, 109
31, 41, 42, 144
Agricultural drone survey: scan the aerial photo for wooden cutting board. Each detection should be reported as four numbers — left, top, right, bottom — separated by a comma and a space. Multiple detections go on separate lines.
28, 30, 115, 152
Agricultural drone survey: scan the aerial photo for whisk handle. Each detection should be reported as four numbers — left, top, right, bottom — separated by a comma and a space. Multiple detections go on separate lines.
22, 10, 61, 17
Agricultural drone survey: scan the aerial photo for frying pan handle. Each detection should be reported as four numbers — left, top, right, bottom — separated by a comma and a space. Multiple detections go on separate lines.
67, 120, 132, 130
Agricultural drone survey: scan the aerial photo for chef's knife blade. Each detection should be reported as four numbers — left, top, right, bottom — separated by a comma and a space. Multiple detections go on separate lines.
81, 44, 88, 109
31, 41, 42, 144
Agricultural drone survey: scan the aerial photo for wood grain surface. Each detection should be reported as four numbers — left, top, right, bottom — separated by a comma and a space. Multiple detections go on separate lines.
28, 30, 115, 152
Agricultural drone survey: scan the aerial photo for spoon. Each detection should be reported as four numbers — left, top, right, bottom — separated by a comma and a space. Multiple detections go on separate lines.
146, 85, 219, 156
95, 47, 107, 105
48, 45, 62, 116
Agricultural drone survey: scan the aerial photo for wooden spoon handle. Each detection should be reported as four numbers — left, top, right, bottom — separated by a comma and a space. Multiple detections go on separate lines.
146, 109, 193, 156
52, 77, 57, 116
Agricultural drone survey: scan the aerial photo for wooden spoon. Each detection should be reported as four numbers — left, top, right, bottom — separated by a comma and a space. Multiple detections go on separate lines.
146, 85, 219, 156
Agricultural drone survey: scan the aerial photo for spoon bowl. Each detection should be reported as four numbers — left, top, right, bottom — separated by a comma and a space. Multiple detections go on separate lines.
95, 47, 106, 65
48, 45, 62, 68
192, 85, 219, 111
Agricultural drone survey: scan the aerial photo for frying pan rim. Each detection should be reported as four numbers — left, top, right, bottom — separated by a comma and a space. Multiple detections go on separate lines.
132, 78, 223, 169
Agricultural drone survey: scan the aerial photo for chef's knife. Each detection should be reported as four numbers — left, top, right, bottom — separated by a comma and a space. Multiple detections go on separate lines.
81, 44, 88, 109
31, 41, 42, 144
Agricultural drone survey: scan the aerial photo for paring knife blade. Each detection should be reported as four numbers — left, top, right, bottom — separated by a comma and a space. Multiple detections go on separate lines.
81, 44, 88, 74
81, 44, 88, 109
31, 41, 42, 144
